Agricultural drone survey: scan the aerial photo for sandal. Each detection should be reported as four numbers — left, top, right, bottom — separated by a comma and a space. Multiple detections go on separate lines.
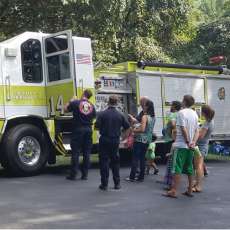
162, 191, 177, 199
192, 186, 202, 193
182, 191, 194, 197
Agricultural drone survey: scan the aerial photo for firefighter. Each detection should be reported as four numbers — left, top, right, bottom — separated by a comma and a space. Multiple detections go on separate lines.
65, 89, 96, 180
95, 95, 130, 190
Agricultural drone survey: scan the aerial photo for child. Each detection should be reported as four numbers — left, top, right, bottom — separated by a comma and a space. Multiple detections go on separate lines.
163, 101, 182, 189
145, 134, 159, 175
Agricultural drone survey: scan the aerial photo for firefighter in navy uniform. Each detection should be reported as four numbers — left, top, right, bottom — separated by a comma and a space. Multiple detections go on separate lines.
95, 95, 130, 190
65, 89, 96, 180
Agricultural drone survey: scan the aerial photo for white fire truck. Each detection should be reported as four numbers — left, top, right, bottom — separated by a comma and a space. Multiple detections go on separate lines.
1, 30, 230, 175
0, 30, 95, 174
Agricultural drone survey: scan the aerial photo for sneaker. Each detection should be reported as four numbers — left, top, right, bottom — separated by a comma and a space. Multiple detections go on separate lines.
145, 168, 150, 175
114, 184, 121, 190
154, 169, 159, 175
81, 175, 88, 180
204, 171, 208, 177
125, 177, 135, 182
99, 184, 108, 191
163, 186, 171, 191
136, 178, 144, 182
66, 175, 76, 181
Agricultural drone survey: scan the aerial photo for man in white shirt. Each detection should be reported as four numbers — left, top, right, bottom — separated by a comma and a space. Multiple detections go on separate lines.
164, 95, 199, 198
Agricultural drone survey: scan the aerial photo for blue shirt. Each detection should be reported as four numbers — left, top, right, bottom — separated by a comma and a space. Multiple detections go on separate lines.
67, 99, 96, 128
95, 106, 130, 143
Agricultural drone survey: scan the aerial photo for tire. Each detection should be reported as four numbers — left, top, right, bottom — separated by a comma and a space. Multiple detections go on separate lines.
3, 124, 49, 175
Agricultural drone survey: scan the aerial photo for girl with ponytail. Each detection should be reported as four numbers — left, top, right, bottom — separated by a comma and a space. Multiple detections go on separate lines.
193, 105, 215, 192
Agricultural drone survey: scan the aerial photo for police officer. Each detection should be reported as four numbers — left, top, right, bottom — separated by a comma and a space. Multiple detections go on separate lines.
95, 95, 130, 190
65, 89, 96, 180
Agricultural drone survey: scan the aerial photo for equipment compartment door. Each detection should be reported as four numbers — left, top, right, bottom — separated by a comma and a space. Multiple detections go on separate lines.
163, 76, 205, 105
43, 30, 75, 118
137, 73, 163, 136
207, 77, 230, 136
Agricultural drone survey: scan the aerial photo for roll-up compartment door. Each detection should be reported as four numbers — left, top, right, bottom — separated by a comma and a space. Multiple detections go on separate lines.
207, 78, 230, 135
138, 74, 163, 136
163, 76, 205, 104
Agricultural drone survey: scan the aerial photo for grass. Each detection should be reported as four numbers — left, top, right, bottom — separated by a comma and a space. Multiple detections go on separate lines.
54, 154, 99, 167
205, 153, 230, 162
55, 152, 230, 167
0, 152, 229, 171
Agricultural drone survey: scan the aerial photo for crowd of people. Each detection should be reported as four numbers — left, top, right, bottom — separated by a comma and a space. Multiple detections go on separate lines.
64, 89, 215, 198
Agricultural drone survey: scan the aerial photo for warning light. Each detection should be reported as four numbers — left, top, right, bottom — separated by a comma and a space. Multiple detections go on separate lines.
209, 56, 226, 64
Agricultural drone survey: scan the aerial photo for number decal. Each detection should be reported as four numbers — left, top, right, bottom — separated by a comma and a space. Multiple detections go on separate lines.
49, 96, 55, 116
56, 95, 64, 115
49, 95, 64, 116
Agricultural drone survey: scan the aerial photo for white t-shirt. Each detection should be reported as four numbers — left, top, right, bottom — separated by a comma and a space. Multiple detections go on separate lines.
174, 108, 199, 149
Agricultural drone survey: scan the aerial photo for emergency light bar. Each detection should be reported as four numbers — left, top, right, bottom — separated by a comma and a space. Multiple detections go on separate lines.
137, 60, 224, 74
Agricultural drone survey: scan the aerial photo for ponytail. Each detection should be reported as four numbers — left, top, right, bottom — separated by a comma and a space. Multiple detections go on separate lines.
202, 105, 215, 122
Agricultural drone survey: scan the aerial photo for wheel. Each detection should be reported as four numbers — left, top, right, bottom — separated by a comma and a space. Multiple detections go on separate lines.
3, 124, 49, 175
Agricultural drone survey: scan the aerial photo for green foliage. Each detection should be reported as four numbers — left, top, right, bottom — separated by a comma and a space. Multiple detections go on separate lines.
0, 0, 67, 36
119, 36, 172, 62
193, 0, 229, 22
1, 0, 230, 68
0, 0, 191, 67
176, 17, 230, 67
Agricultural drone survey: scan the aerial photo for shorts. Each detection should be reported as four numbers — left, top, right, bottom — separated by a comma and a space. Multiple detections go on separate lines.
145, 151, 155, 160
193, 146, 202, 158
172, 148, 194, 176
198, 145, 208, 157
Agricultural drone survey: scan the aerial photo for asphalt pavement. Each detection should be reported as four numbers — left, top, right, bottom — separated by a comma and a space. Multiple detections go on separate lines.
0, 162, 229, 229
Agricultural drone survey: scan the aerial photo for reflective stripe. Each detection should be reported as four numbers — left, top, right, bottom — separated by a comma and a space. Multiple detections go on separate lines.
44, 119, 55, 141
0, 84, 95, 106
4, 105, 47, 118
0, 85, 46, 106
0, 120, 4, 135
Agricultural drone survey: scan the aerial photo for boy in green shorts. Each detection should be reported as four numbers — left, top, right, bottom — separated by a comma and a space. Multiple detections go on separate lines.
163, 95, 199, 198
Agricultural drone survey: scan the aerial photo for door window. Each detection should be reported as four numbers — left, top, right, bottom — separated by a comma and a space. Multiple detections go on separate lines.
47, 53, 70, 82
21, 39, 43, 83
44, 34, 71, 82
45, 37, 68, 54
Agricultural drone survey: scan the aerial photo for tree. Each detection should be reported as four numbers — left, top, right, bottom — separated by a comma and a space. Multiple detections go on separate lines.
0, 0, 193, 67
193, 0, 230, 23
176, 17, 230, 67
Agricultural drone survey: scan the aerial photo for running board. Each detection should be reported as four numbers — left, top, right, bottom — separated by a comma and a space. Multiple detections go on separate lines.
63, 144, 71, 151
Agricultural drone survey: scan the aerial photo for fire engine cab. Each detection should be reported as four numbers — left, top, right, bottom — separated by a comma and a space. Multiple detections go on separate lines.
0, 30, 95, 175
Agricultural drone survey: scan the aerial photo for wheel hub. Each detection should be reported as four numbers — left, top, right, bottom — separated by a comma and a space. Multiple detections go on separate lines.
18, 136, 41, 166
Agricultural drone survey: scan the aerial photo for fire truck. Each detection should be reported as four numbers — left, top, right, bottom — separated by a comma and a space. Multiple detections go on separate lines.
0, 30, 95, 174
1, 30, 230, 175
95, 61, 230, 151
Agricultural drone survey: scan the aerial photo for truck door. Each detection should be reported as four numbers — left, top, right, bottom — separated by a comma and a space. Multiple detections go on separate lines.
43, 30, 76, 117
137, 73, 164, 136
163, 74, 205, 123
207, 77, 230, 136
